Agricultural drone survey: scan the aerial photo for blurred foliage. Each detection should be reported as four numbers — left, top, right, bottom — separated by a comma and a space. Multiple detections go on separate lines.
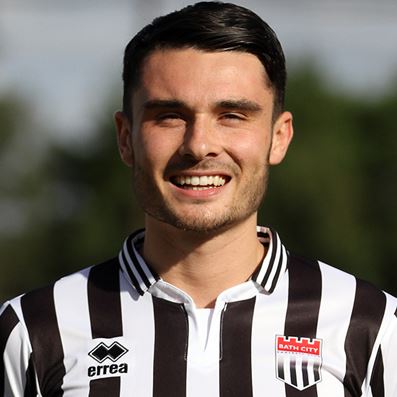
261, 67, 397, 293
1, 68, 397, 302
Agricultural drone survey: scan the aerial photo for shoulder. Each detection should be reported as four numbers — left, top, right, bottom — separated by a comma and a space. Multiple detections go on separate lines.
289, 252, 395, 304
318, 258, 397, 320
1, 257, 120, 333
288, 252, 397, 334
1, 257, 123, 395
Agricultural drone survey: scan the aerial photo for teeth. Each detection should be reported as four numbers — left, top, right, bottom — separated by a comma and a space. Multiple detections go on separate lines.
191, 176, 200, 186
192, 186, 213, 191
200, 176, 208, 185
174, 175, 226, 187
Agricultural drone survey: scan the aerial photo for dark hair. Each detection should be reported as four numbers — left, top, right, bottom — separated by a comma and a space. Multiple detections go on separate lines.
122, 1, 286, 118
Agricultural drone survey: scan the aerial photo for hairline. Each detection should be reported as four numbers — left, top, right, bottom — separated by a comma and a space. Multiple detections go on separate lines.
124, 46, 280, 123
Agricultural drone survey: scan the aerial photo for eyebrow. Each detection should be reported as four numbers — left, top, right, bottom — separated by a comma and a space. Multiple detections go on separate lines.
215, 99, 263, 113
142, 98, 263, 112
143, 99, 185, 110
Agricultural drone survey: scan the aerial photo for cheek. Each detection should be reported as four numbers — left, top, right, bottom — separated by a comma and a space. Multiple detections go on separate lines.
133, 130, 179, 171
226, 133, 270, 168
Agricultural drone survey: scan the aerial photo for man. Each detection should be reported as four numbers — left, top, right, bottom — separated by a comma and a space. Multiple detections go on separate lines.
1, 2, 396, 396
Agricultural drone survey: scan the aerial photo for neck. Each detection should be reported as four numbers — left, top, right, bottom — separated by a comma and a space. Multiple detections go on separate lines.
142, 214, 265, 308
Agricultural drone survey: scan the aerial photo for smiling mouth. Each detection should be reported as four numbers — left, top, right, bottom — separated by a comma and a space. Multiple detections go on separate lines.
171, 175, 229, 190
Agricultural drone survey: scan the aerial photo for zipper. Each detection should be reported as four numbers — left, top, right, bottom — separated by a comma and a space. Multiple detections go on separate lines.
219, 302, 228, 361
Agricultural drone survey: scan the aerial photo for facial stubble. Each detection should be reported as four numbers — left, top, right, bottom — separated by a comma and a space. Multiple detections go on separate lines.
131, 154, 271, 233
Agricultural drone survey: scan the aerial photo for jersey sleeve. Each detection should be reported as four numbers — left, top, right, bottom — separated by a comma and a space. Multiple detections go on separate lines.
0, 302, 37, 397
370, 308, 397, 397
380, 311, 397, 397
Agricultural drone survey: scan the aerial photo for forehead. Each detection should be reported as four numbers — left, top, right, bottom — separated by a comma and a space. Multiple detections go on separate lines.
134, 48, 273, 106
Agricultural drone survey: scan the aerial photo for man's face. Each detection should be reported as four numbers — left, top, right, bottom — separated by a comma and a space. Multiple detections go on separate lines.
116, 48, 293, 233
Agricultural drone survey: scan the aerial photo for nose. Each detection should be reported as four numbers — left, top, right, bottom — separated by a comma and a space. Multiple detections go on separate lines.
178, 117, 221, 160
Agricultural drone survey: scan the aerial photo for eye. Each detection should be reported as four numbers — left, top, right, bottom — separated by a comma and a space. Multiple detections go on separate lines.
220, 112, 247, 124
158, 112, 180, 119
223, 113, 244, 119
155, 113, 185, 127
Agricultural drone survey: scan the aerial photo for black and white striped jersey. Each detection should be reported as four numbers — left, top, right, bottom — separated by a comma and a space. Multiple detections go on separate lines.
1, 226, 396, 397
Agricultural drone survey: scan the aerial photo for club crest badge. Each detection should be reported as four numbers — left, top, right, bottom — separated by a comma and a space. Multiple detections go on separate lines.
275, 335, 323, 390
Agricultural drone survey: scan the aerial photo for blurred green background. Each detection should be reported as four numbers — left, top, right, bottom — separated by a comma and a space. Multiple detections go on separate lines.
1, 1, 397, 302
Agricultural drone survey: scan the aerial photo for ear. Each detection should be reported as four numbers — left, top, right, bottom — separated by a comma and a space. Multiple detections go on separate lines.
114, 111, 134, 167
268, 111, 294, 165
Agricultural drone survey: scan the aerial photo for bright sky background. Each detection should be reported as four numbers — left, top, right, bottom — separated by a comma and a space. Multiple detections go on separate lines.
1, 0, 397, 141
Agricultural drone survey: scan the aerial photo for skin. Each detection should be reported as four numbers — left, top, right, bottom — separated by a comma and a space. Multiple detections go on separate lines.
115, 48, 293, 307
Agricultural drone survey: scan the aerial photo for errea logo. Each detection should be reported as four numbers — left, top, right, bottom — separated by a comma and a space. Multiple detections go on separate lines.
88, 342, 129, 377
89, 342, 128, 363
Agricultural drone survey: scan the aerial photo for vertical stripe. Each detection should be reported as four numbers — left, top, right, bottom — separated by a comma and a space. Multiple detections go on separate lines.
278, 355, 285, 380
290, 357, 297, 387
284, 256, 322, 338
313, 361, 321, 382
251, 275, 289, 395
220, 297, 256, 397
21, 286, 65, 396
0, 305, 19, 395
119, 274, 155, 396
152, 296, 188, 397
88, 260, 123, 397
24, 354, 37, 397
89, 377, 120, 396
302, 360, 309, 387
370, 348, 384, 397
284, 255, 322, 397
316, 262, 357, 396
343, 279, 386, 397
54, 268, 92, 396
88, 259, 123, 339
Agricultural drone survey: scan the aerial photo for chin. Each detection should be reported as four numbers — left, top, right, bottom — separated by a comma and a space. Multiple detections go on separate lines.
147, 204, 256, 234
172, 219, 232, 234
